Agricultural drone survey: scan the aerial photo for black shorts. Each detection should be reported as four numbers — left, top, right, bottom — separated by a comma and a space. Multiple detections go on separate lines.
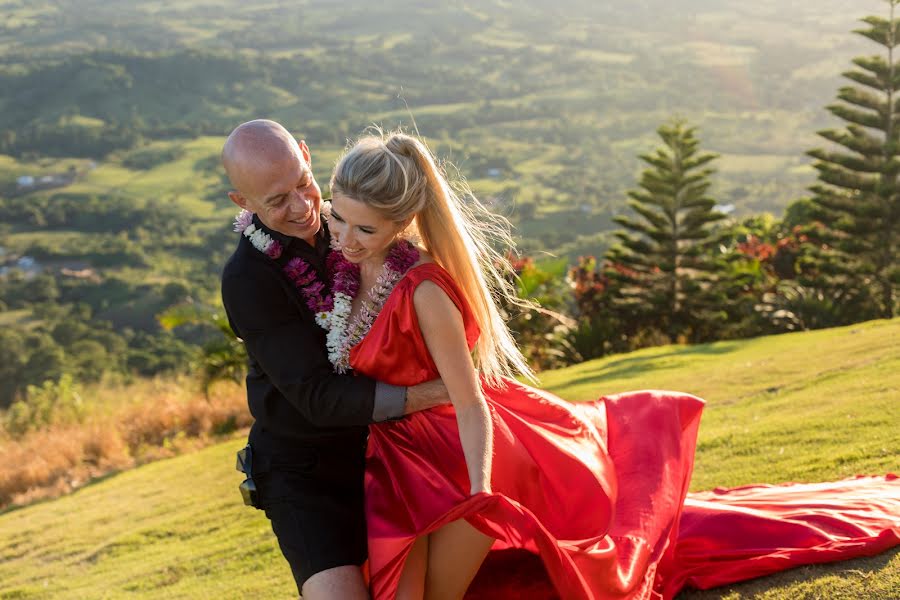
256, 441, 368, 593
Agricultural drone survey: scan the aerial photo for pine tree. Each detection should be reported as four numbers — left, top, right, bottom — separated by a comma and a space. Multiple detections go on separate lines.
605, 121, 726, 342
807, 2, 900, 319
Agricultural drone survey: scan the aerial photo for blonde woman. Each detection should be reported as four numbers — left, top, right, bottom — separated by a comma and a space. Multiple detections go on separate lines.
299, 131, 900, 600
319, 130, 685, 599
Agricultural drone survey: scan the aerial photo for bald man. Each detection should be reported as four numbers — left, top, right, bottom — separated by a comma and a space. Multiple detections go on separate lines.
220, 120, 446, 599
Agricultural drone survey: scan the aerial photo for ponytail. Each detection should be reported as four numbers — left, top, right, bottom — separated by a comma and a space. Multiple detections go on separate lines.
332, 130, 535, 385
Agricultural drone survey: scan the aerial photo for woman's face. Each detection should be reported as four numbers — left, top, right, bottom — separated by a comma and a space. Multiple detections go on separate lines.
328, 194, 408, 266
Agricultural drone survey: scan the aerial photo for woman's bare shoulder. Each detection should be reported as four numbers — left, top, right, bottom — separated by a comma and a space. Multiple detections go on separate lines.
411, 245, 435, 268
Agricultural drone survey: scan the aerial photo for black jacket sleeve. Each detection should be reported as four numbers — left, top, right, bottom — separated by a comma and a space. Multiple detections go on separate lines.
222, 263, 376, 428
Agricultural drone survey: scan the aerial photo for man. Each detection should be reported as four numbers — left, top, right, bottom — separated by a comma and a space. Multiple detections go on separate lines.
220, 120, 446, 599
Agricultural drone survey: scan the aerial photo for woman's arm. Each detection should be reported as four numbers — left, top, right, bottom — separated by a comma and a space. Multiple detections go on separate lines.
413, 280, 492, 495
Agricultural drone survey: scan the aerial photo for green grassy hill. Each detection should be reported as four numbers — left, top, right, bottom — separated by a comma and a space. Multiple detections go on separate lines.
1, 319, 898, 599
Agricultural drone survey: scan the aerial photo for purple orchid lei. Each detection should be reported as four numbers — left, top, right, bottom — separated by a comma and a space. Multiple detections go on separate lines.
326, 237, 419, 372
235, 209, 419, 372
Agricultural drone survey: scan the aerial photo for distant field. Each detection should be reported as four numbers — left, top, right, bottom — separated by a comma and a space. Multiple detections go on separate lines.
0, 319, 896, 599
0, 308, 31, 327
1, 0, 886, 226
66, 137, 228, 219
717, 153, 801, 174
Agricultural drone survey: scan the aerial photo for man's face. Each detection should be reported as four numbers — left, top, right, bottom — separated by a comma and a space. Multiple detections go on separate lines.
234, 142, 323, 243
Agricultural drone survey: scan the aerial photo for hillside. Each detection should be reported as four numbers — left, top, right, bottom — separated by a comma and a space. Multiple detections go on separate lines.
1, 320, 897, 599
2, 0, 895, 412
0, 0, 887, 221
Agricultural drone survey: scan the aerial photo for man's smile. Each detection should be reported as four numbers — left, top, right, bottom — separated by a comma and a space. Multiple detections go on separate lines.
290, 212, 315, 227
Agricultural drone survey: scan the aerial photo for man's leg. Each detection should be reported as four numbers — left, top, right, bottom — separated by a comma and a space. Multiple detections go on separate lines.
301, 565, 368, 600
256, 437, 368, 598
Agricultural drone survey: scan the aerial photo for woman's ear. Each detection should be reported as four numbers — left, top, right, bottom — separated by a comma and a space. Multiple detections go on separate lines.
397, 216, 415, 233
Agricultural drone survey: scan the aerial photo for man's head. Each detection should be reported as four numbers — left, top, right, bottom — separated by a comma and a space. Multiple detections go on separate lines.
223, 119, 322, 243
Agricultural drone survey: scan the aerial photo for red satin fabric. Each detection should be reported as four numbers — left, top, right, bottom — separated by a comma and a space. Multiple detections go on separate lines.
350, 263, 900, 599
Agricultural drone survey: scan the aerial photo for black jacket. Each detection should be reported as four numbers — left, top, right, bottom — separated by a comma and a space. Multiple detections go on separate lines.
221, 217, 381, 472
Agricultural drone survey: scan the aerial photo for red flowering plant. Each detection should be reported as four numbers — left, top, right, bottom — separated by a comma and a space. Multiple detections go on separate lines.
565, 256, 638, 358
497, 252, 578, 371
718, 213, 844, 335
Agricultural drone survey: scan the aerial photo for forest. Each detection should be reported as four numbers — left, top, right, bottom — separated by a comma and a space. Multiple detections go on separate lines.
0, 0, 896, 413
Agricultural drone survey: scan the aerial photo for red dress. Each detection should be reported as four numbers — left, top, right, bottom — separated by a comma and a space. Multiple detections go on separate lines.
350, 263, 900, 599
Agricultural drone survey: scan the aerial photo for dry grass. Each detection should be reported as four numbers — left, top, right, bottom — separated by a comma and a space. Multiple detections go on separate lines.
0, 379, 250, 509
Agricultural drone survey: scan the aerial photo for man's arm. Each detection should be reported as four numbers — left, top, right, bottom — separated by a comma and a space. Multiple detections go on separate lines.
224, 266, 387, 427
405, 379, 451, 414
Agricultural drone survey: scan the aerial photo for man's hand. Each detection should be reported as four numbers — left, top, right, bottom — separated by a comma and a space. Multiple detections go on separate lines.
404, 379, 450, 414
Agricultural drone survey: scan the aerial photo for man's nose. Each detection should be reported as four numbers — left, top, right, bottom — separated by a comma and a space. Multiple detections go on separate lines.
288, 188, 313, 213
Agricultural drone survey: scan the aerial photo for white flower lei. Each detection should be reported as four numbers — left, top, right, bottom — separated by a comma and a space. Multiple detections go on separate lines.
233, 206, 418, 373
326, 292, 354, 372
326, 240, 420, 374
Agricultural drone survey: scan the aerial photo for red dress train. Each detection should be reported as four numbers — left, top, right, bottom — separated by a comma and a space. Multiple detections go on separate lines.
349, 263, 900, 599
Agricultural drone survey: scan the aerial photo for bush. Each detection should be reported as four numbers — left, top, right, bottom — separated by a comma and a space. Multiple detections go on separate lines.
0, 379, 251, 509
5, 375, 86, 437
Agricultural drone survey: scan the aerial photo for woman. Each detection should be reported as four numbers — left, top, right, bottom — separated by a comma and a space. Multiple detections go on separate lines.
298, 131, 899, 599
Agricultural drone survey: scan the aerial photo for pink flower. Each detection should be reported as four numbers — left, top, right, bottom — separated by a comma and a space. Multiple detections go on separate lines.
385, 240, 419, 273
233, 210, 254, 233
265, 241, 283, 259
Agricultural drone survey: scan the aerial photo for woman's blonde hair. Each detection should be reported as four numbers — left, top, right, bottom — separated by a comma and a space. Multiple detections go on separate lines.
330, 130, 534, 385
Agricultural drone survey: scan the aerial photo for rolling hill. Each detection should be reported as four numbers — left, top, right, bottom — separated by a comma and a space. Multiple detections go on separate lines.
1, 319, 897, 599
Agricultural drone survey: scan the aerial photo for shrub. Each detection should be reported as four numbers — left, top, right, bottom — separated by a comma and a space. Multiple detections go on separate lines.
5, 375, 86, 437
0, 379, 251, 510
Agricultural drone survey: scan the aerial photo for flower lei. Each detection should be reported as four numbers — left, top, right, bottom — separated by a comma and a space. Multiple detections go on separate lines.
234, 209, 419, 372
233, 210, 283, 259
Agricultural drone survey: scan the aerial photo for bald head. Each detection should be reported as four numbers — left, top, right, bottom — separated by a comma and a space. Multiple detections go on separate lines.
222, 119, 304, 196
222, 119, 324, 242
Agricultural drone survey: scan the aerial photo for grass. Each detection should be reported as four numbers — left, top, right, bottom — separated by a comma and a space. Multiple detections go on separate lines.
0, 320, 897, 599
538, 319, 900, 490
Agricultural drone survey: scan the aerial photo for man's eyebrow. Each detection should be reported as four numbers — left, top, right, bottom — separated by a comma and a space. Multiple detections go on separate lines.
262, 168, 311, 204
263, 192, 287, 205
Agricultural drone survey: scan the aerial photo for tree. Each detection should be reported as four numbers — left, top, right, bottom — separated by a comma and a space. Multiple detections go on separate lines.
0, 330, 27, 408
806, 2, 900, 319
604, 120, 727, 342
20, 335, 67, 389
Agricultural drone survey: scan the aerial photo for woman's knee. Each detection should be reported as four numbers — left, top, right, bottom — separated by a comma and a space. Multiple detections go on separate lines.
424, 521, 494, 600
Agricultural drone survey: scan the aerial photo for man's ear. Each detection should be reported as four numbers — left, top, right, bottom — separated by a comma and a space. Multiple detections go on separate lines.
228, 191, 249, 210
299, 140, 311, 167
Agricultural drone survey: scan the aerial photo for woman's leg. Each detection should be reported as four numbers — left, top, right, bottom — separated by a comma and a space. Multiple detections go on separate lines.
424, 519, 494, 600
396, 535, 429, 600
